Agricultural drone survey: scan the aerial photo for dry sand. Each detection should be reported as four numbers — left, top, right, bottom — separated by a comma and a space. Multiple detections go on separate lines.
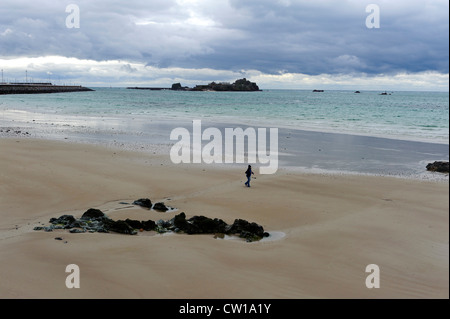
0, 138, 448, 299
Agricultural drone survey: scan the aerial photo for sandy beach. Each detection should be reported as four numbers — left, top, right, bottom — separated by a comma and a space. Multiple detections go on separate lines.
0, 137, 448, 299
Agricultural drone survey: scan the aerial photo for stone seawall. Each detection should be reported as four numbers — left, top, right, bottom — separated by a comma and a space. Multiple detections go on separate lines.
0, 84, 94, 95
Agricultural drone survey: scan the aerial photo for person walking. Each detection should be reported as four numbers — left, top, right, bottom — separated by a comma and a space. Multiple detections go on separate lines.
244, 165, 254, 187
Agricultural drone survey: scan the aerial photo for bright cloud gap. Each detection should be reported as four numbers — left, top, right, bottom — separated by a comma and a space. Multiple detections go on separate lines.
0, 56, 448, 92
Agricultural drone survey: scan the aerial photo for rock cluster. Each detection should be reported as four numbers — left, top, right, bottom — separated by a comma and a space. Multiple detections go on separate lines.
34, 209, 269, 242
190, 78, 260, 92
133, 198, 170, 212
128, 78, 260, 92
33, 209, 140, 235
426, 161, 449, 173
171, 78, 260, 92
173, 212, 268, 242
0, 129, 31, 136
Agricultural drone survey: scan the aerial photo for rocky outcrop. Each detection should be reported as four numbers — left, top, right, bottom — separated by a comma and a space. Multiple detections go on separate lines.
171, 83, 190, 91
133, 198, 153, 209
426, 161, 449, 173
35, 209, 269, 242
128, 78, 261, 92
191, 78, 260, 92
132, 198, 172, 212
172, 213, 268, 242
36, 208, 152, 235
153, 202, 169, 212
49, 214, 76, 226
80, 208, 105, 220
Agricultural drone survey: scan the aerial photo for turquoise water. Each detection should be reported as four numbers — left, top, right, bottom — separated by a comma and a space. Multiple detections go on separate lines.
1, 88, 448, 144
1, 88, 448, 178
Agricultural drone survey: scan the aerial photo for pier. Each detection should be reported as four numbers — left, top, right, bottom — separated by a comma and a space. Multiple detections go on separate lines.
0, 83, 94, 95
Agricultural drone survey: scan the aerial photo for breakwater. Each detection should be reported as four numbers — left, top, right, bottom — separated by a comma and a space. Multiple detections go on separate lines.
0, 83, 94, 95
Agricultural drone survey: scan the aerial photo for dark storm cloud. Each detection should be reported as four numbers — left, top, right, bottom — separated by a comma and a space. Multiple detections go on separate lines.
197, 0, 449, 75
0, 0, 448, 76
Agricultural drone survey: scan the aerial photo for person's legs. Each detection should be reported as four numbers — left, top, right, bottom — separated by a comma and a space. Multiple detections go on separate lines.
246, 175, 251, 187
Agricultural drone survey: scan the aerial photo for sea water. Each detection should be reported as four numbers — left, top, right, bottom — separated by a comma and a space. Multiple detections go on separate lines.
0, 88, 448, 178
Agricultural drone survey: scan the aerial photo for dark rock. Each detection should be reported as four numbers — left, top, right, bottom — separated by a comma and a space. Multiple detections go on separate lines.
125, 219, 144, 229
173, 212, 198, 234
50, 215, 76, 225
142, 220, 157, 231
172, 213, 264, 240
171, 83, 189, 91
187, 215, 228, 234
33, 226, 44, 231
172, 213, 266, 240
426, 161, 449, 173
109, 220, 137, 235
133, 198, 152, 209
171, 83, 182, 90
153, 202, 169, 212
233, 78, 260, 91
173, 212, 187, 227
226, 219, 265, 239
54, 237, 63, 240
81, 208, 105, 220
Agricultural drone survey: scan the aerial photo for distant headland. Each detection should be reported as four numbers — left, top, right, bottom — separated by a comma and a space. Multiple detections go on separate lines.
0, 83, 94, 95
127, 78, 261, 92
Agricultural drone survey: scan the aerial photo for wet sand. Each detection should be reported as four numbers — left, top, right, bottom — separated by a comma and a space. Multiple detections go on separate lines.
0, 138, 448, 298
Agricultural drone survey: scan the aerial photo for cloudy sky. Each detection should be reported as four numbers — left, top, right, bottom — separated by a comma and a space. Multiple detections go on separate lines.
0, 0, 448, 90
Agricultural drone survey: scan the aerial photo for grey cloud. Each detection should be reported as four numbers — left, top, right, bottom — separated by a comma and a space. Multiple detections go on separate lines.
0, 0, 448, 78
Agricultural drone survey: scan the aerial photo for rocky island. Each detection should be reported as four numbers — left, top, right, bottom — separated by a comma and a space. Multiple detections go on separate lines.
128, 78, 261, 92
188, 78, 260, 91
